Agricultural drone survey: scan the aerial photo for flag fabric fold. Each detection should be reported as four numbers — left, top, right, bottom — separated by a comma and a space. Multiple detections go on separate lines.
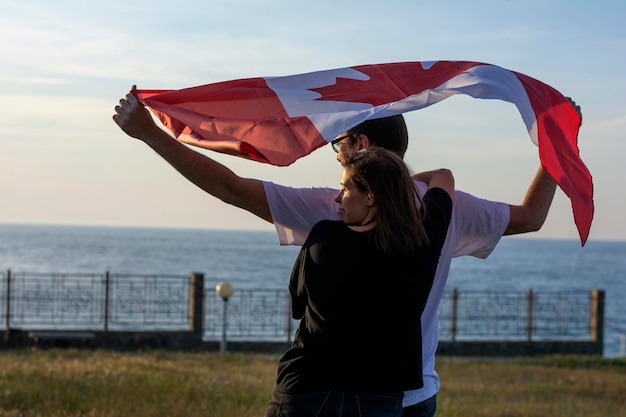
132, 60, 593, 245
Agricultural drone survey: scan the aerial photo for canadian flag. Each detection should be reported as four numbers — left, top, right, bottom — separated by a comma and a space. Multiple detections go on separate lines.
133, 61, 593, 245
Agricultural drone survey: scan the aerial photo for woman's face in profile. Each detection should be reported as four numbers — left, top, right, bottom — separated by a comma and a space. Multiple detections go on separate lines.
334, 168, 373, 226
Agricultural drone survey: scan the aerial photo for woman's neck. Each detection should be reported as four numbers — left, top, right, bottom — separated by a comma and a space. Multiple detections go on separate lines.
347, 220, 377, 232
346, 208, 376, 232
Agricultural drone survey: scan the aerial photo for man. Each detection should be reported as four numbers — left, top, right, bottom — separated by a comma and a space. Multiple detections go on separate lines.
262, 116, 553, 417
114, 92, 571, 416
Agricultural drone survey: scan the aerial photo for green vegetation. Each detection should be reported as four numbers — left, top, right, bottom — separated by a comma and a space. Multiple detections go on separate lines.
0, 350, 624, 417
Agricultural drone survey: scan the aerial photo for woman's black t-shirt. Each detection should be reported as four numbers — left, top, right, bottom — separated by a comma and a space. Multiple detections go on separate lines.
275, 187, 453, 393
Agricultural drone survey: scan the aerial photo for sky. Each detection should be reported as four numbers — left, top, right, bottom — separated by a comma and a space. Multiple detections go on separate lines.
1, 0, 625, 243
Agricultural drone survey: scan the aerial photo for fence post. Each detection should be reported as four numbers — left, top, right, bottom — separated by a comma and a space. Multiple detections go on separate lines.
3, 269, 10, 343
590, 289, 604, 345
104, 271, 110, 332
451, 288, 458, 342
526, 289, 534, 342
189, 273, 205, 343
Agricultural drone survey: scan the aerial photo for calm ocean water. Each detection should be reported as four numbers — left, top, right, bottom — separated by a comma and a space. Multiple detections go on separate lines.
1, 223, 624, 357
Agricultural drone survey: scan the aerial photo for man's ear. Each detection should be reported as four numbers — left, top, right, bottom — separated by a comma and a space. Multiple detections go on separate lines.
356, 134, 371, 150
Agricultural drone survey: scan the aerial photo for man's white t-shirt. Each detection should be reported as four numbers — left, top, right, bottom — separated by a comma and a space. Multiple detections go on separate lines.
263, 181, 510, 407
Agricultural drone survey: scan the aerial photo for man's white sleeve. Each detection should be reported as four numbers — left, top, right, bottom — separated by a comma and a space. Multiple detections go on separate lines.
451, 190, 510, 259
264, 181, 340, 246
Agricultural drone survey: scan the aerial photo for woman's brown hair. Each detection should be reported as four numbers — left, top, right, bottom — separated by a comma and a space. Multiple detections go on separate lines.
343, 147, 429, 253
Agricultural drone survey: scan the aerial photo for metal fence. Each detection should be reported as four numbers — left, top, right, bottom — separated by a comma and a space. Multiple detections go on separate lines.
436, 288, 595, 341
204, 288, 294, 341
1, 270, 602, 343
1, 271, 190, 331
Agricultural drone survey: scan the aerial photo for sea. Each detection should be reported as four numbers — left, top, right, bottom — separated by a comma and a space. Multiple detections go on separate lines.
0, 223, 624, 357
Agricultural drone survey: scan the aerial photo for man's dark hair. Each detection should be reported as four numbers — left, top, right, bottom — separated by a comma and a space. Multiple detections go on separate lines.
347, 114, 409, 158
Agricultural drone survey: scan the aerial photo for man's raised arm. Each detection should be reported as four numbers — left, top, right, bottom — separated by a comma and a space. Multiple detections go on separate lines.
113, 91, 272, 223
504, 97, 581, 236
504, 166, 556, 235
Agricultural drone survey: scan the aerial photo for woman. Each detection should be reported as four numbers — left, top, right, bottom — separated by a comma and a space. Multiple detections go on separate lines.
265, 147, 454, 417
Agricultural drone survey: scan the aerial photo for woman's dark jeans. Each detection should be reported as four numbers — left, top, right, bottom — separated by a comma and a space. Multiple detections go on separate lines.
265, 390, 404, 417
401, 394, 436, 417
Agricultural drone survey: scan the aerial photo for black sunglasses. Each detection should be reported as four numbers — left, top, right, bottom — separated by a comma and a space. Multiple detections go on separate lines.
331, 134, 351, 153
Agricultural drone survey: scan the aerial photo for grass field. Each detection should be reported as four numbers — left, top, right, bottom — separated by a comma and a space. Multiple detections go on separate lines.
0, 349, 624, 417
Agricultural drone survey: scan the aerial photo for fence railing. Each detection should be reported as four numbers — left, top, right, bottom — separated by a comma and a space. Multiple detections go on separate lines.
204, 288, 293, 341
1, 270, 604, 348
1, 271, 191, 331
436, 288, 602, 341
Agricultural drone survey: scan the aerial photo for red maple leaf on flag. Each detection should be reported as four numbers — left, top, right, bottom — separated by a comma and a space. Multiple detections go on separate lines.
309, 61, 482, 106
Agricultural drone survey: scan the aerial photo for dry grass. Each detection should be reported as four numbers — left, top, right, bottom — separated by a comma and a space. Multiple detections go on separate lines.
436, 356, 626, 416
0, 349, 277, 417
0, 350, 624, 417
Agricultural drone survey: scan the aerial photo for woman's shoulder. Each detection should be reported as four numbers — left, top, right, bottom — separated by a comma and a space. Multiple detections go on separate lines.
424, 187, 453, 227
424, 187, 452, 206
307, 219, 346, 238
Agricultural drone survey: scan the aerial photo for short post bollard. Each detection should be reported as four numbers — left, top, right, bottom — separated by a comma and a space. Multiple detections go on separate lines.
216, 281, 234, 354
